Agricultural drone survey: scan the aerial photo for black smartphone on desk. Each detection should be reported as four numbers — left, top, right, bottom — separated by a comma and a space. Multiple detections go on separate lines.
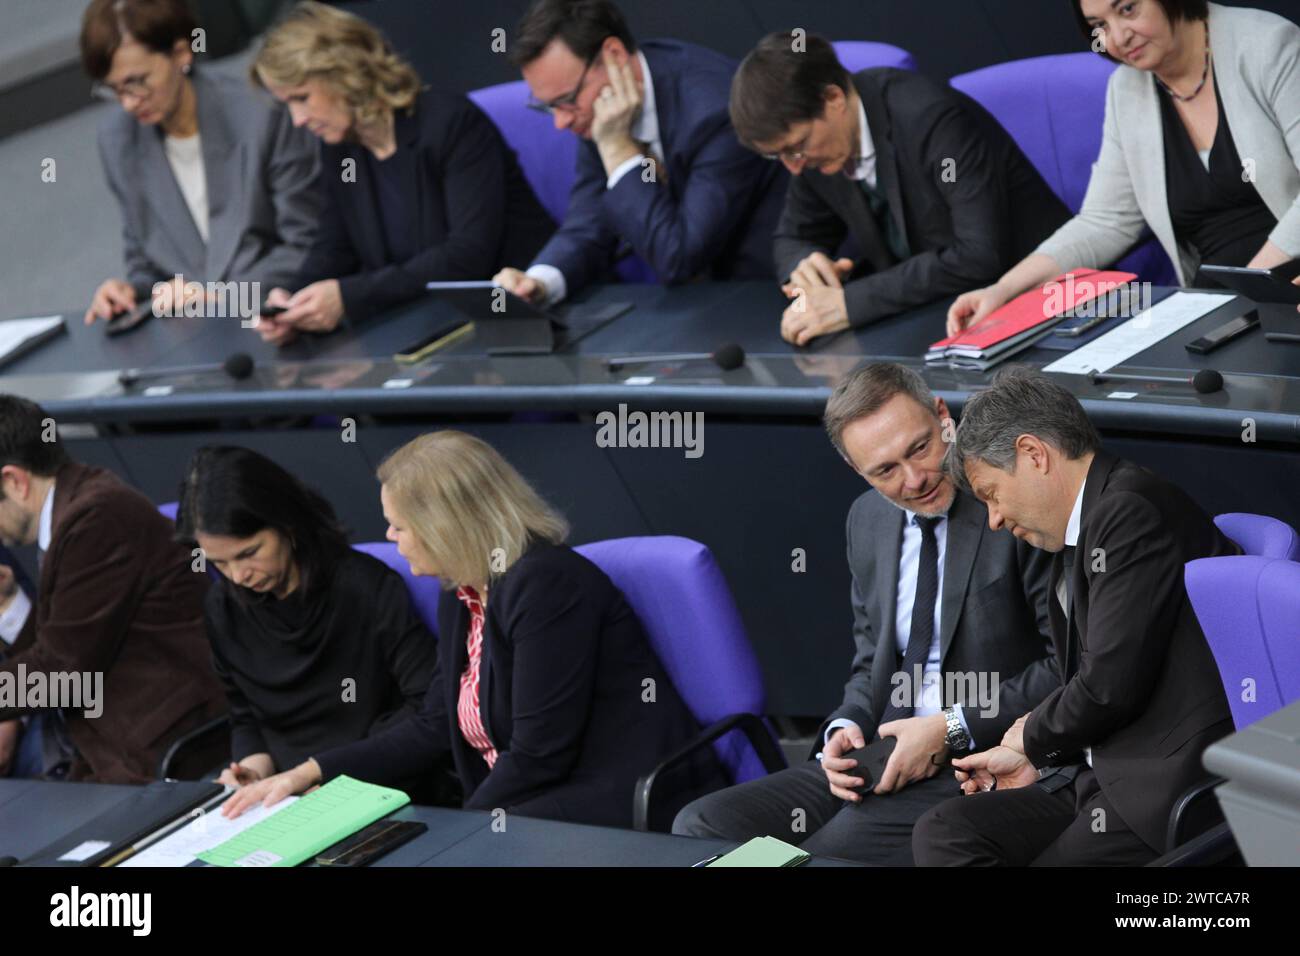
1186, 310, 1258, 354
104, 301, 153, 336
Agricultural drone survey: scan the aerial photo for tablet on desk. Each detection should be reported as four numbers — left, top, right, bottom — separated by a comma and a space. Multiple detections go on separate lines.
1197, 263, 1300, 342
425, 280, 632, 354
1197, 262, 1300, 305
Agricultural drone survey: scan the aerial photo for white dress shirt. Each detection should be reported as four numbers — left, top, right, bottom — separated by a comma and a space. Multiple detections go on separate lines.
527, 50, 661, 308
1061, 476, 1090, 767
844, 97, 879, 190
0, 483, 53, 645
822, 506, 977, 756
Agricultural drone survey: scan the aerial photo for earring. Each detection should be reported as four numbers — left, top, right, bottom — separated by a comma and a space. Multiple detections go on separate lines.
182, 63, 192, 75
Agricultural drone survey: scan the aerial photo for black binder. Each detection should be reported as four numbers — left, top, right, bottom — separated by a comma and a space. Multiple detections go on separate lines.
19, 780, 225, 867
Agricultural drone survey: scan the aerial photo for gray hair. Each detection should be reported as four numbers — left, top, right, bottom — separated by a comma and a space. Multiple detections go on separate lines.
824, 362, 936, 461
946, 366, 1100, 490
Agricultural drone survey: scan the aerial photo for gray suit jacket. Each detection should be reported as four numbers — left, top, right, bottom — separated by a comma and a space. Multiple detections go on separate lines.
1036, 3, 1300, 284
818, 486, 1057, 751
96, 70, 321, 298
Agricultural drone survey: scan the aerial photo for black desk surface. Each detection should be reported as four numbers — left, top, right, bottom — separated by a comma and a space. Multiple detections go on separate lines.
0, 779, 858, 868
3, 282, 1298, 443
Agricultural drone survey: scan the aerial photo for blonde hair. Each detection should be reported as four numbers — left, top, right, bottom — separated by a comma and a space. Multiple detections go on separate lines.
378, 431, 569, 590
251, 1, 421, 129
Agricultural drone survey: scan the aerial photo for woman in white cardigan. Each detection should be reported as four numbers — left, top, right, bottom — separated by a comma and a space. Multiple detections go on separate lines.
948, 0, 1300, 335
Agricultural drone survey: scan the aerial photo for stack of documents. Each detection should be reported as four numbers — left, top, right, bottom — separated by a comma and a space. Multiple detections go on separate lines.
196, 775, 410, 868
926, 271, 1136, 371
707, 835, 810, 867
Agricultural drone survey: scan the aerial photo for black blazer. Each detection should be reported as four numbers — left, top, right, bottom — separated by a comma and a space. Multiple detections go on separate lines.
819, 486, 1057, 753
1023, 450, 1238, 851
774, 68, 1071, 327
314, 542, 724, 828
296, 89, 555, 320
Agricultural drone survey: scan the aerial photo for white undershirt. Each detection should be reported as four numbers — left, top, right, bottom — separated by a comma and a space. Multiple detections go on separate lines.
164, 132, 209, 243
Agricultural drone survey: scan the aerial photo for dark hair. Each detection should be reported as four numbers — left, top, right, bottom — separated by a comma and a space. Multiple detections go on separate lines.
1069, 0, 1209, 59
175, 446, 350, 599
510, 0, 636, 68
945, 366, 1101, 491
0, 395, 70, 485
80, 0, 199, 81
730, 32, 851, 149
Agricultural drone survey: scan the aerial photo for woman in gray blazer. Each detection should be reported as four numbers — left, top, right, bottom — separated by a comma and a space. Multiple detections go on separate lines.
80, 0, 320, 325
948, 0, 1300, 335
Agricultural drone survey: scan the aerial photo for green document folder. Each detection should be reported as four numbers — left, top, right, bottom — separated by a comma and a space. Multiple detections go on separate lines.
707, 836, 810, 867
197, 776, 410, 868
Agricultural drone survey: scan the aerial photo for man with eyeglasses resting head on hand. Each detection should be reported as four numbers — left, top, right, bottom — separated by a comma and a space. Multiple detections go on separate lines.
492, 0, 787, 306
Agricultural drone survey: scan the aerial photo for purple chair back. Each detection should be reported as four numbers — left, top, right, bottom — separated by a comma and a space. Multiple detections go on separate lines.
1214, 513, 1300, 561
468, 80, 657, 285
950, 53, 1176, 285
575, 536, 776, 783
353, 542, 442, 637
831, 41, 916, 72
1186, 555, 1300, 729
469, 81, 577, 224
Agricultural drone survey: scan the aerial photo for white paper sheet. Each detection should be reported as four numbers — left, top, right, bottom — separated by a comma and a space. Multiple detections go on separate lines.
1042, 292, 1233, 375
0, 316, 62, 363
118, 796, 298, 867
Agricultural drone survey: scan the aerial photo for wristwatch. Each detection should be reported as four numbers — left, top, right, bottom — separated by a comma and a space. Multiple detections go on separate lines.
942, 706, 970, 753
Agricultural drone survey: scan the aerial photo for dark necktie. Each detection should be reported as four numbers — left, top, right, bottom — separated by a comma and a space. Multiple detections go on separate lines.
858, 177, 909, 262
880, 514, 941, 725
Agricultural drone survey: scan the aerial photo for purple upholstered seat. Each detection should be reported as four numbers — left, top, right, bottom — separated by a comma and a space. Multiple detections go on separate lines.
949, 53, 1177, 285
352, 541, 442, 638
1186, 555, 1300, 730
831, 40, 916, 73
575, 535, 781, 784
1214, 513, 1300, 561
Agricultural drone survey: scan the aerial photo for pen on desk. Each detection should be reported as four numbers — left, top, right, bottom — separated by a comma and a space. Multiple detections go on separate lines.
98, 788, 231, 867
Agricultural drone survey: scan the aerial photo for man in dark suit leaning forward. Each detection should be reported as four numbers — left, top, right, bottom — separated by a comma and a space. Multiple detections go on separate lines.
913, 367, 1237, 865
729, 33, 1070, 346
673, 362, 1058, 864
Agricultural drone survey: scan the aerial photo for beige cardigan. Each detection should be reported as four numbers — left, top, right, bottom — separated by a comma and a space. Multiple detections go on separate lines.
1036, 3, 1300, 285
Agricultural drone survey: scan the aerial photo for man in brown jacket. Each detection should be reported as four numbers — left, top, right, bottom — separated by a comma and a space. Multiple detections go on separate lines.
0, 394, 225, 783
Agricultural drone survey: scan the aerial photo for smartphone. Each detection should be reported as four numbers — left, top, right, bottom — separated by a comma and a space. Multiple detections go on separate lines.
104, 300, 153, 337
394, 319, 473, 364
1185, 310, 1258, 354
315, 820, 427, 867
259, 303, 289, 318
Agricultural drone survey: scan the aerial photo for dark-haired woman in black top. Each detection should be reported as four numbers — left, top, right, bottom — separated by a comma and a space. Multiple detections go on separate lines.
176, 446, 438, 791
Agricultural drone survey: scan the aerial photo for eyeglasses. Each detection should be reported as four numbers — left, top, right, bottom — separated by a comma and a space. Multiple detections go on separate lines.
760, 129, 812, 163
92, 73, 152, 104
525, 54, 598, 115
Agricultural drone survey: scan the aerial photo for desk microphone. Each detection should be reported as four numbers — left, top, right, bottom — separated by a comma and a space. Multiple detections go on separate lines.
119, 352, 255, 387
604, 344, 745, 372
1087, 368, 1223, 394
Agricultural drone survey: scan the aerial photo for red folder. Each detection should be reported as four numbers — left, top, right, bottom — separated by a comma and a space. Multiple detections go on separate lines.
929, 270, 1138, 353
